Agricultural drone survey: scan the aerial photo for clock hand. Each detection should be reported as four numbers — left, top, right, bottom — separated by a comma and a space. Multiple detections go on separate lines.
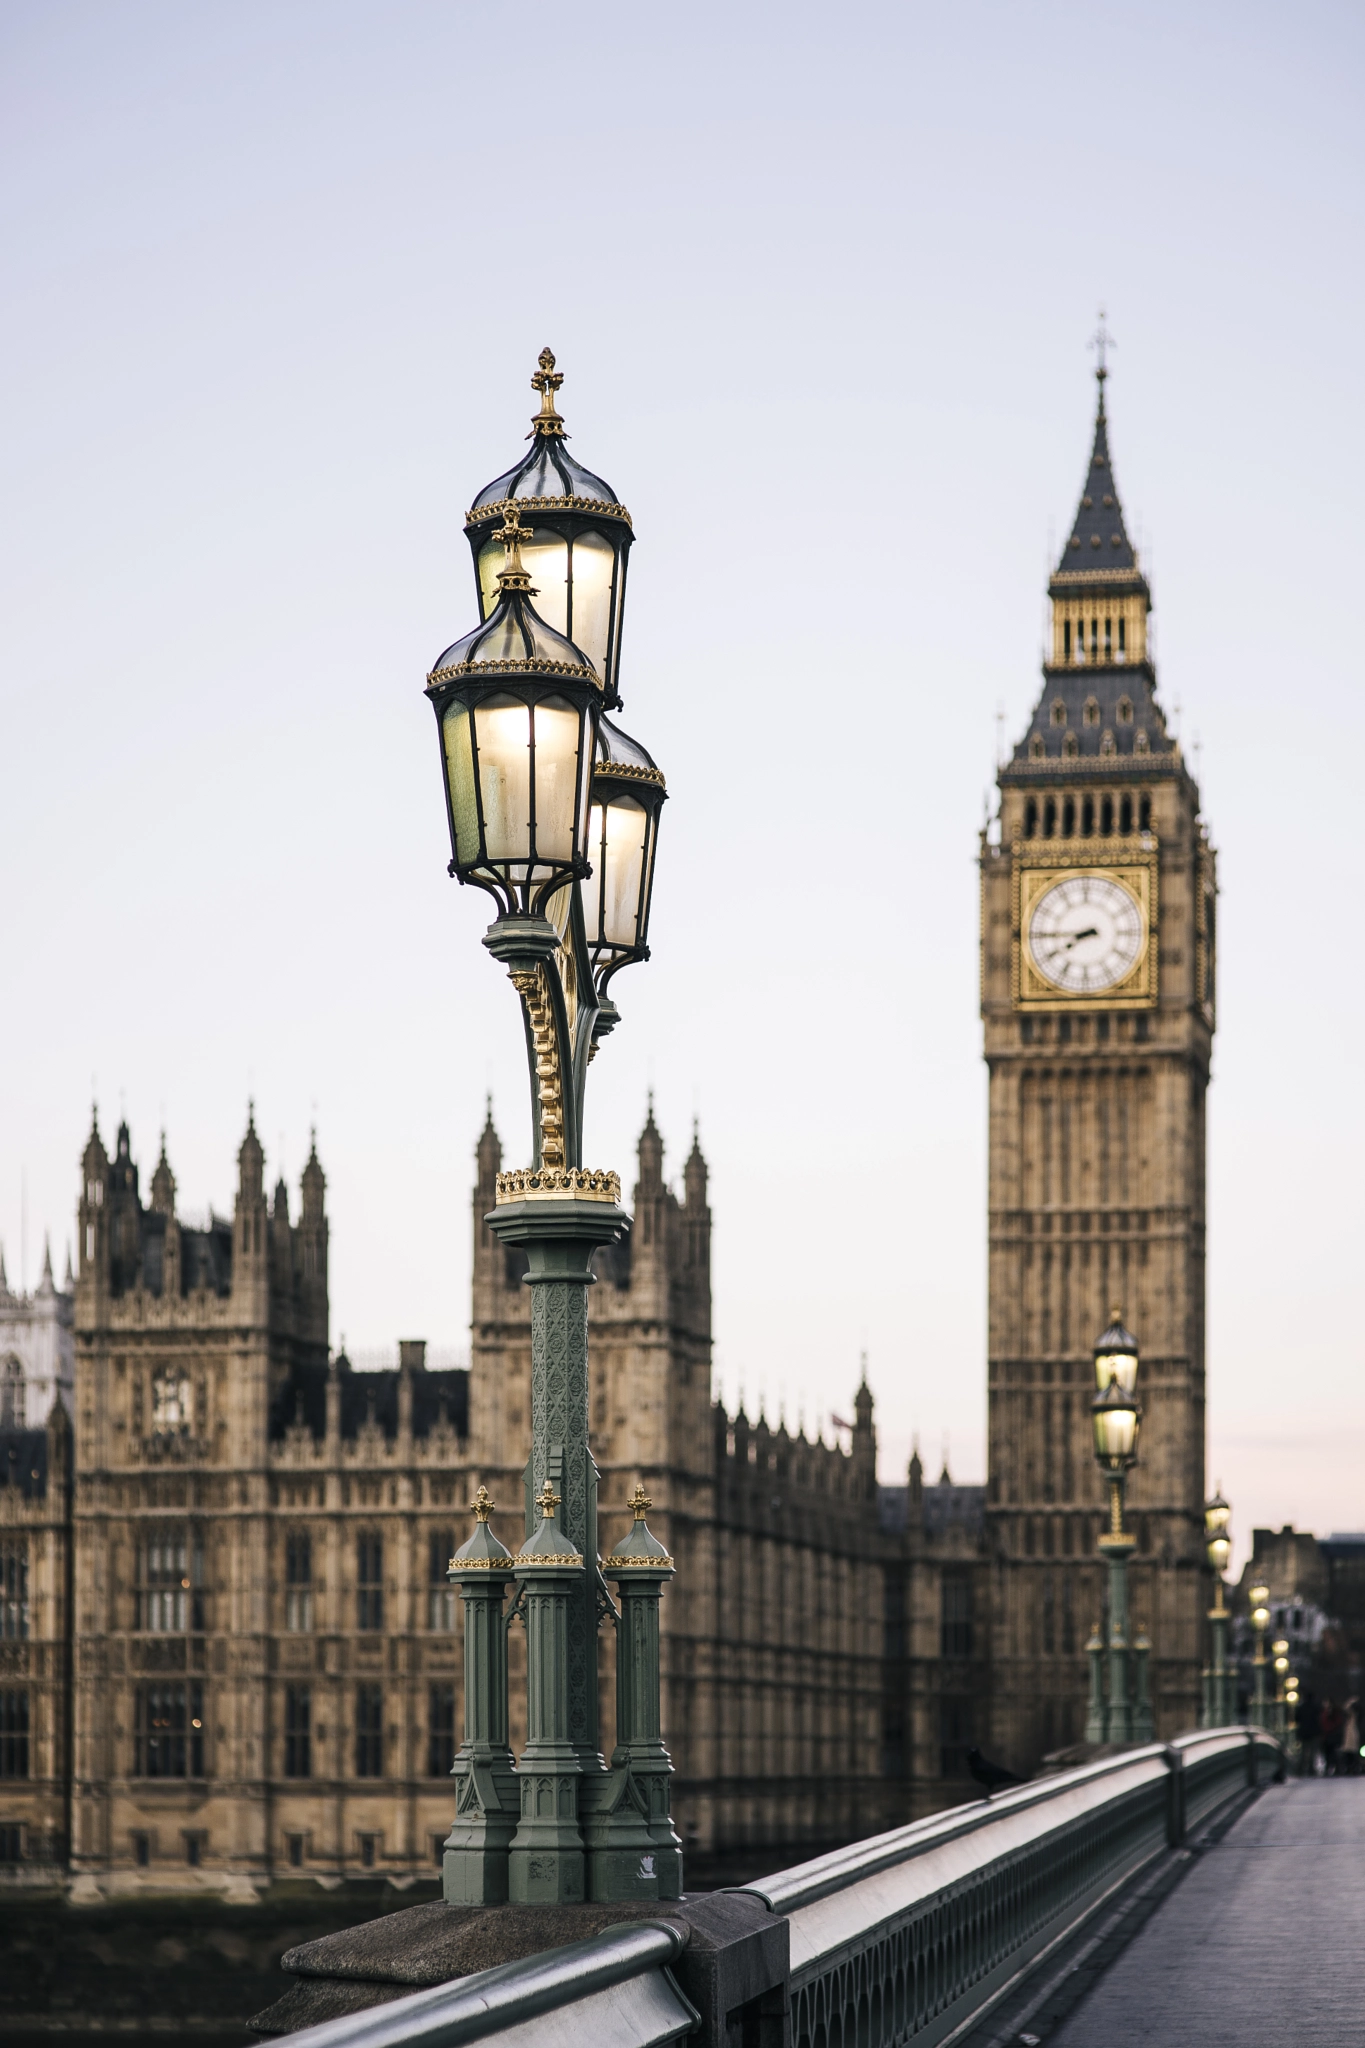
1055, 926, 1100, 950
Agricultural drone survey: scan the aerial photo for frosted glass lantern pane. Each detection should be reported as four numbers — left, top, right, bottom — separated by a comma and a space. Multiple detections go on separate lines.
442, 705, 481, 866
1096, 1352, 1138, 1393
568, 531, 614, 676
520, 535, 570, 636
474, 697, 533, 862
1094, 1407, 1137, 1460
477, 539, 503, 621
530, 699, 581, 861
588, 796, 648, 947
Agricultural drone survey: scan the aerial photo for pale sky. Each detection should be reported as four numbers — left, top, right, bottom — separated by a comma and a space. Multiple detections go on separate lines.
2, 1, 1361, 1562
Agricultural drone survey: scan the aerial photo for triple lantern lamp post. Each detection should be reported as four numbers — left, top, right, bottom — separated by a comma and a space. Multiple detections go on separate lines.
426, 352, 678, 1908
1085, 1312, 1154, 1745
1201, 1490, 1236, 1727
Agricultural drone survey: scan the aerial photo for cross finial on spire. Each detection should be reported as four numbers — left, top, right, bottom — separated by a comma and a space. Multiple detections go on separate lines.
529, 346, 566, 438
1090, 309, 1115, 404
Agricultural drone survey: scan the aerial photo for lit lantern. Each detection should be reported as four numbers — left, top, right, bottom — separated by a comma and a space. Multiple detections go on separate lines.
427, 506, 600, 916
464, 350, 633, 709
582, 717, 667, 994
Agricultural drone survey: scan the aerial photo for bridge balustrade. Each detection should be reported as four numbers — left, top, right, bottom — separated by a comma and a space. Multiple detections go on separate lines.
264, 1728, 1282, 2048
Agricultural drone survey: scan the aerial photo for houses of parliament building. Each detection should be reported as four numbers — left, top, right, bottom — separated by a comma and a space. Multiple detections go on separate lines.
0, 366, 1215, 1896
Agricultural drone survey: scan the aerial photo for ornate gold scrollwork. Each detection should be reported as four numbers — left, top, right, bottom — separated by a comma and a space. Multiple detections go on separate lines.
507, 963, 566, 1170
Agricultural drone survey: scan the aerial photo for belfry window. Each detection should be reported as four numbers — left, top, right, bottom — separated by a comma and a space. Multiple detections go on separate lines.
1120, 795, 1134, 834
1101, 796, 1114, 835
1104, 617, 1113, 659
1082, 796, 1095, 835
1140, 795, 1152, 831
1024, 799, 1038, 837
1118, 617, 1127, 657
1083, 697, 1099, 727
1063, 621, 1072, 660
286, 1533, 313, 1633
1062, 797, 1076, 836
1043, 798, 1057, 837
1090, 618, 1099, 659
1117, 696, 1133, 724
1050, 700, 1067, 727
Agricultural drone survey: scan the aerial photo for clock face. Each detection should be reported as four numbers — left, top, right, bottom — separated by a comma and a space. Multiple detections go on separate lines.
1027, 874, 1145, 994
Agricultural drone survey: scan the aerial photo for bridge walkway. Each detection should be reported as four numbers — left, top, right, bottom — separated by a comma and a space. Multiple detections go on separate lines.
1050, 1777, 1365, 2047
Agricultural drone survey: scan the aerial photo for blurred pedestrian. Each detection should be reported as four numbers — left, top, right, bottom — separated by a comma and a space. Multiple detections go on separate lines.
1340, 1698, 1360, 1777
1320, 1697, 1344, 1775
1296, 1688, 1320, 1776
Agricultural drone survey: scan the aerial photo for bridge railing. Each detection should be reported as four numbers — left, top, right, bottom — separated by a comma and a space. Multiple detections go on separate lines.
737, 1726, 1282, 2048
265, 1727, 1281, 2048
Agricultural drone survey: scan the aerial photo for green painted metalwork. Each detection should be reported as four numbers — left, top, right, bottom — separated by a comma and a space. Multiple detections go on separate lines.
442, 1496, 518, 1903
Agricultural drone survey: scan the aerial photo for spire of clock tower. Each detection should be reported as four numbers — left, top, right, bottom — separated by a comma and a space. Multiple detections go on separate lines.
1008, 350, 1174, 771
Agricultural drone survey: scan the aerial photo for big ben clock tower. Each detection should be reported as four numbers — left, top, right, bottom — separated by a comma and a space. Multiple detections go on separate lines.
980, 348, 1214, 1764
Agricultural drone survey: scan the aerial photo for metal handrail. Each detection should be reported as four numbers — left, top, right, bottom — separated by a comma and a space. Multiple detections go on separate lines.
269, 1920, 696, 2048
736, 1727, 1281, 2048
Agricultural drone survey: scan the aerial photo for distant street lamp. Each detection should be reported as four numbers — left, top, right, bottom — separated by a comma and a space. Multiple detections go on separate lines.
432, 352, 677, 1909
1201, 1490, 1234, 1727
1272, 1638, 1291, 1739
1249, 1581, 1271, 1731
1085, 1313, 1151, 1744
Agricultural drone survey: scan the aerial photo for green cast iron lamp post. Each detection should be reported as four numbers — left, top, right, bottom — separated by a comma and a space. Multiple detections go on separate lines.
1248, 1581, 1271, 1731
1201, 1490, 1234, 1727
429, 352, 677, 1909
1086, 1312, 1149, 1744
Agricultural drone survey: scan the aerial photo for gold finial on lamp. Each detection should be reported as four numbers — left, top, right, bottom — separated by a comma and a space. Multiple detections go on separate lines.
530, 347, 566, 437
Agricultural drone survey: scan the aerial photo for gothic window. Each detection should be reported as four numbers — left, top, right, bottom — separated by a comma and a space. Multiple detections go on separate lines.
427, 1683, 456, 1778
940, 1574, 973, 1658
285, 1533, 313, 1633
1, 1359, 24, 1428
1118, 617, 1127, 656
1134, 730, 1149, 755
356, 1536, 384, 1631
135, 1681, 204, 1778
1099, 731, 1116, 757
1030, 735, 1045, 760
1082, 795, 1095, 835
284, 1685, 311, 1778
1090, 617, 1099, 658
355, 1683, 384, 1777
138, 1531, 204, 1632
1117, 695, 1133, 724
0, 1690, 29, 1778
1101, 797, 1114, 835
1120, 795, 1134, 834
1062, 797, 1076, 836
151, 1370, 190, 1436
1063, 620, 1072, 660
1104, 617, 1113, 659
1083, 697, 1099, 727
0, 1545, 28, 1640
1050, 699, 1067, 726
1043, 798, 1057, 837
1024, 799, 1038, 838
1042, 1573, 1056, 1654
427, 1532, 456, 1631
1063, 732, 1079, 758
1140, 795, 1152, 830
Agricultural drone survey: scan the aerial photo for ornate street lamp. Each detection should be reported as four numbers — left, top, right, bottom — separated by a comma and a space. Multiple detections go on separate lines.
463, 349, 633, 708
1272, 1637, 1291, 1740
1202, 1489, 1234, 1727
1086, 1312, 1146, 1745
429, 352, 677, 1911
1249, 1580, 1271, 1731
